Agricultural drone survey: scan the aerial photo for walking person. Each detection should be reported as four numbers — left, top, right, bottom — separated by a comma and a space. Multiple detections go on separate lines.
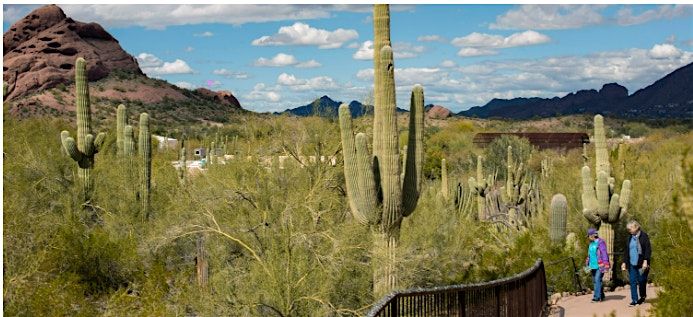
621, 220, 652, 307
585, 228, 610, 302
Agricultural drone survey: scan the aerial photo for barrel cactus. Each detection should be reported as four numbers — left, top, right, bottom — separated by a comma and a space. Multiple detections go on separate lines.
60, 57, 106, 202
338, 4, 424, 298
581, 114, 632, 279
139, 113, 151, 219
550, 194, 568, 244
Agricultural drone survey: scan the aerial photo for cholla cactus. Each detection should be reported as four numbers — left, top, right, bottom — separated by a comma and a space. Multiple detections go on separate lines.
60, 57, 106, 202
338, 4, 424, 298
139, 113, 151, 219
550, 194, 568, 244
581, 114, 632, 279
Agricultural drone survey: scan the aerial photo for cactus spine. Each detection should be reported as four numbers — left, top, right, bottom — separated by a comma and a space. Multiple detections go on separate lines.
60, 57, 106, 201
550, 194, 568, 244
139, 113, 151, 219
338, 4, 424, 298
116, 104, 127, 156
581, 114, 632, 280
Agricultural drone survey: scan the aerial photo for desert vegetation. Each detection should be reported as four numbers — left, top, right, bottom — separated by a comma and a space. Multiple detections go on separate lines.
3, 4, 693, 317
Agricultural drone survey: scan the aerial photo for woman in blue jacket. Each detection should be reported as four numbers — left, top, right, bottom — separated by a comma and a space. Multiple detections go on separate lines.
585, 228, 610, 302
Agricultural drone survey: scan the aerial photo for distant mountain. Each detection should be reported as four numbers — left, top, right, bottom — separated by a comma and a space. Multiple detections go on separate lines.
458, 62, 693, 119
280, 95, 408, 118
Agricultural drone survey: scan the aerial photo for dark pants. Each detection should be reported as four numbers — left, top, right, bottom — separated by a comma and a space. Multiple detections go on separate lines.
590, 269, 605, 300
628, 264, 648, 303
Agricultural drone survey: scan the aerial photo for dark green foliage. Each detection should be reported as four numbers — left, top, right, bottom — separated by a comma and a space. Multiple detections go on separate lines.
483, 135, 532, 180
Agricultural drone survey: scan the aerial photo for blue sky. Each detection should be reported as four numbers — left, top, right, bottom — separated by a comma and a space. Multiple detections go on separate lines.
3, 4, 693, 112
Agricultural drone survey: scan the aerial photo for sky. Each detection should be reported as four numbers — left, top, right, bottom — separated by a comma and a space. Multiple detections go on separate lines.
3, 4, 693, 113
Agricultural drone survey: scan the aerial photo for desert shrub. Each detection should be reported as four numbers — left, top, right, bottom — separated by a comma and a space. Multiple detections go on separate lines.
483, 135, 533, 180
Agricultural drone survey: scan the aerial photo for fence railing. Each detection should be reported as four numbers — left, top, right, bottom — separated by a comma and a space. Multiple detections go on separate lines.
366, 259, 547, 317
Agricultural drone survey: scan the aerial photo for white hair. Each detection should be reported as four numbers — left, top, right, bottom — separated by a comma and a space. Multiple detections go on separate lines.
627, 220, 641, 229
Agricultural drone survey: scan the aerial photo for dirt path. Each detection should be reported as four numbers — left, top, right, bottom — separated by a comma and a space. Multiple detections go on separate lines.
549, 284, 659, 317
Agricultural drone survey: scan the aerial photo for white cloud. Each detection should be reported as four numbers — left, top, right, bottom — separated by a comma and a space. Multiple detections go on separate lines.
277, 73, 338, 91
251, 22, 358, 49
174, 81, 197, 89
451, 30, 550, 49
352, 40, 426, 60
417, 35, 445, 42
136, 53, 194, 75
457, 48, 498, 57
253, 53, 299, 67
491, 4, 693, 30
213, 68, 249, 79
245, 83, 281, 102
616, 4, 693, 26
649, 43, 682, 59
0, 4, 400, 30
440, 60, 457, 68
355, 45, 693, 112
491, 5, 607, 30
296, 60, 322, 68
194, 31, 213, 37
346, 42, 360, 49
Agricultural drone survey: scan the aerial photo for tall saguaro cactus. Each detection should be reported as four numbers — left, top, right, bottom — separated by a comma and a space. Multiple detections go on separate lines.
581, 114, 632, 279
338, 4, 424, 299
60, 57, 106, 201
139, 113, 152, 219
116, 104, 127, 156
441, 158, 449, 199
550, 194, 568, 244
469, 155, 491, 220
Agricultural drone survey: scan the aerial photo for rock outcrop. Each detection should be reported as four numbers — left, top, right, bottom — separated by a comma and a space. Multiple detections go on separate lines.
195, 88, 242, 109
3, 5, 142, 100
426, 105, 452, 119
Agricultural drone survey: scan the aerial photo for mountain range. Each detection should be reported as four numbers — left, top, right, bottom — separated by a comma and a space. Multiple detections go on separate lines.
458, 62, 693, 119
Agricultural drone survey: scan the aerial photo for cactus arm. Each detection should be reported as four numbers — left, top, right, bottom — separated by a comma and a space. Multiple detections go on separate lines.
402, 85, 424, 216
377, 45, 403, 232
607, 193, 621, 222
61, 131, 82, 163
338, 104, 371, 225
94, 132, 106, 153
596, 171, 610, 218
581, 166, 601, 224
83, 134, 95, 157
355, 133, 380, 225
619, 180, 631, 214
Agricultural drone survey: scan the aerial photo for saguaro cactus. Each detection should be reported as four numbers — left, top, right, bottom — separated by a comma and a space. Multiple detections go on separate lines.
179, 138, 186, 184
60, 57, 106, 201
441, 158, 449, 199
139, 113, 152, 219
338, 4, 424, 299
550, 194, 568, 244
581, 114, 632, 279
469, 156, 491, 220
116, 104, 127, 156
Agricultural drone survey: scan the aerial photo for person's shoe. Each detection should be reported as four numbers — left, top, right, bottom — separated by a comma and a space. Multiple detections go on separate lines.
628, 302, 638, 307
591, 299, 599, 303
638, 297, 647, 304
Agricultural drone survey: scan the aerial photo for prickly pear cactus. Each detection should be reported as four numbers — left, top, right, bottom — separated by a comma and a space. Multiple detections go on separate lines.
60, 57, 106, 202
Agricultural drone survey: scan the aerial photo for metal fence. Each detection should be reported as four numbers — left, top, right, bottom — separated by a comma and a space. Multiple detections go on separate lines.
367, 259, 547, 317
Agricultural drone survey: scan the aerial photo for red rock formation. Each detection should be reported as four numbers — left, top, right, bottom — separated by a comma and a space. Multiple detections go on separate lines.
3, 5, 142, 100
426, 105, 452, 119
195, 88, 242, 109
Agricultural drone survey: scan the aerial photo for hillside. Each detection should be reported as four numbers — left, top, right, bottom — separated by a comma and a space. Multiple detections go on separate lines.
459, 63, 693, 119
3, 5, 243, 126
280, 95, 452, 119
